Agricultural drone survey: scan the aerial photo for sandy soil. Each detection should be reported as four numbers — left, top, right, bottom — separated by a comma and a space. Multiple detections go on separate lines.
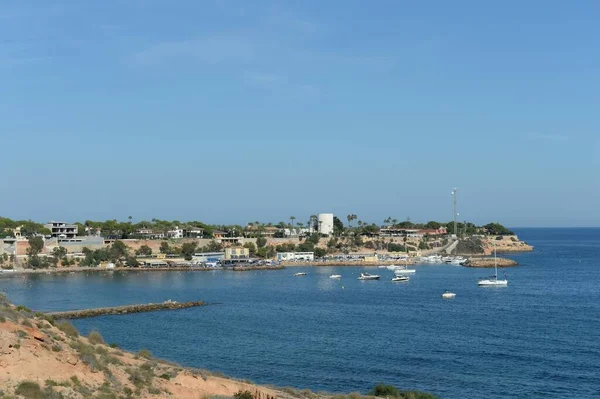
0, 304, 284, 398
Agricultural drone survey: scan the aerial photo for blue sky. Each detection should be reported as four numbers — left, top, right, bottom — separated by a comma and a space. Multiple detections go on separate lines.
1, 0, 599, 227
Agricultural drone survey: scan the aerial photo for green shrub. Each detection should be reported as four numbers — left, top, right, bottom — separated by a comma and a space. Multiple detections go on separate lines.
45, 379, 70, 387
55, 320, 79, 337
15, 305, 32, 313
109, 342, 120, 348
52, 344, 62, 352
234, 391, 254, 399
138, 348, 152, 359
127, 366, 154, 388
15, 381, 43, 399
40, 314, 56, 326
0, 315, 5, 322
369, 383, 438, 399
16, 329, 28, 338
71, 340, 103, 372
88, 330, 105, 345
21, 318, 33, 328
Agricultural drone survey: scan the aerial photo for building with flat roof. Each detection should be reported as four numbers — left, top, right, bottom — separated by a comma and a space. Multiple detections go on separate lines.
225, 247, 250, 260
277, 252, 314, 261
192, 252, 225, 263
45, 221, 78, 238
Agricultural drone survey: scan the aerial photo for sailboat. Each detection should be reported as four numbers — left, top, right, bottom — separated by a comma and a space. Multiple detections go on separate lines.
477, 242, 508, 286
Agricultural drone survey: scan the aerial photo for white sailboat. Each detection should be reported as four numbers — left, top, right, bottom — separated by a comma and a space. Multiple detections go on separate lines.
477, 243, 508, 286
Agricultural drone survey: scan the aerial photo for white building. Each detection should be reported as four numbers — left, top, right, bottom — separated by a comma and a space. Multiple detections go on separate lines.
45, 221, 78, 238
317, 213, 334, 236
167, 227, 183, 239
277, 252, 315, 261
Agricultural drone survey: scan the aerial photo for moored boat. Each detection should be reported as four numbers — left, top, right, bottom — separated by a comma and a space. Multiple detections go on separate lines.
329, 274, 342, 279
391, 275, 410, 282
477, 243, 508, 286
441, 290, 456, 299
394, 266, 416, 274
294, 272, 307, 277
358, 272, 380, 280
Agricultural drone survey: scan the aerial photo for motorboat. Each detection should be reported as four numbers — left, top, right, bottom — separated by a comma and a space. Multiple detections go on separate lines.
294, 272, 307, 277
445, 256, 467, 265
329, 274, 342, 279
358, 272, 380, 280
477, 243, 508, 286
391, 275, 410, 282
420, 255, 443, 264
441, 290, 456, 299
394, 266, 416, 274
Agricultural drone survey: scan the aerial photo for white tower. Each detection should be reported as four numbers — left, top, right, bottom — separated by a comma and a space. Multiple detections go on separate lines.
317, 213, 334, 236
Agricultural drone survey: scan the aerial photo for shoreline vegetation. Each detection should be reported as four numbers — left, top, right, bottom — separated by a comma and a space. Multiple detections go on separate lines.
0, 293, 438, 398
0, 216, 532, 273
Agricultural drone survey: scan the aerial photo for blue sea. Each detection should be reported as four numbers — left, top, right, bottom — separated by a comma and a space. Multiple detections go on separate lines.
1, 228, 599, 398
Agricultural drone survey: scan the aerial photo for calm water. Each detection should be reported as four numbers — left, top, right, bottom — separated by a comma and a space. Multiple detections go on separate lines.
2, 228, 600, 398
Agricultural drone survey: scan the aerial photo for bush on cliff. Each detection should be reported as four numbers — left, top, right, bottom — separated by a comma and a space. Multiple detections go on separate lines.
15, 381, 43, 399
88, 330, 106, 345
56, 320, 79, 338
369, 383, 438, 399
234, 390, 254, 399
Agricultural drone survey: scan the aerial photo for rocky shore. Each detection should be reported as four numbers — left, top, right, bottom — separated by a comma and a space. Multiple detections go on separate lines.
0, 293, 438, 398
45, 300, 206, 320
463, 257, 518, 268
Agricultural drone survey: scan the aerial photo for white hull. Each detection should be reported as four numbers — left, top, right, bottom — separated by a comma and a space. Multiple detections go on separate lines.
329, 274, 342, 279
294, 272, 307, 276
478, 279, 508, 286
358, 273, 380, 280
394, 269, 416, 274
478, 243, 508, 287
442, 292, 456, 299
391, 276, 410, 282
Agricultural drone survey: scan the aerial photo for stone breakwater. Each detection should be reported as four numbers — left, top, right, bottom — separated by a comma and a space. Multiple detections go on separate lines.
463, 257, 518, 268
46, 300, 206, 319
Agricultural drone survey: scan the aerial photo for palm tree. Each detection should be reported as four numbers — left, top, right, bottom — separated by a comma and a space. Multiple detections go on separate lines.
347, 214, 357, 228
309, 215, 318, 233
290, 216, 296, 229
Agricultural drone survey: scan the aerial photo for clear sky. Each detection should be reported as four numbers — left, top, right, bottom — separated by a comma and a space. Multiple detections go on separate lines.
1, 1, 599, 227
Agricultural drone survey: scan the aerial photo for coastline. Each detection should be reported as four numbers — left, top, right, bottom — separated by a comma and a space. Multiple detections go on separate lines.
0, 294, 437, 398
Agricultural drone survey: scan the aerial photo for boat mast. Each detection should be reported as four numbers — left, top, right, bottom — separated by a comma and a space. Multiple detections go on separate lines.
494, 241, 498, 282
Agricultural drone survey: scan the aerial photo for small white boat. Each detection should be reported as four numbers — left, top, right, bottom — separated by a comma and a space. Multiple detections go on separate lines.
294, 272, 307, 277
478, 243, 508, 286
441, 290, 456, 299
358, 272, 380, 280
394, 266, 416, 274
377, 265, 388, 269
391, 275, 410, 282
329, 274, 342, 279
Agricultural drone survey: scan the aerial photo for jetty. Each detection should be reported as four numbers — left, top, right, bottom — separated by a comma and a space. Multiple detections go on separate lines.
46, 300, 206, 319
463, 257, 518, 268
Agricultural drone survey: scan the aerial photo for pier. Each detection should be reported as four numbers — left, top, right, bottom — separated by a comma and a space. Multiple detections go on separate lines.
46, 300, 206, 319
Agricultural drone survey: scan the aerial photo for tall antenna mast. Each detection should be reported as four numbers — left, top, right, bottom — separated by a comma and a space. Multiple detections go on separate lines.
451, 188, 458, 237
